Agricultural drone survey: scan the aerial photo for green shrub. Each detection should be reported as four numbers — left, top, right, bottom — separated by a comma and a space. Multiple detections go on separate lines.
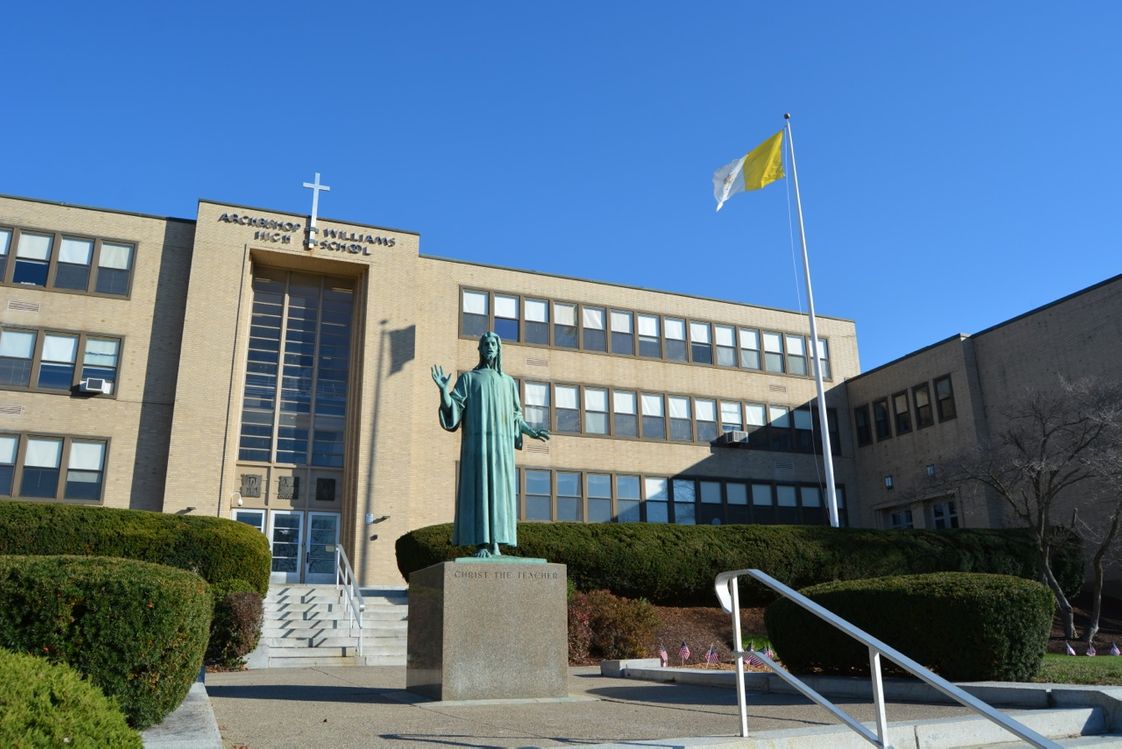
0, 501, 270, 595
0, 648, 140, 748
206, 580, 263, 669
568, 590, 659, 660
0, 555, 212, 729
764, 572, 1053, 682
396, 523, 1082, 606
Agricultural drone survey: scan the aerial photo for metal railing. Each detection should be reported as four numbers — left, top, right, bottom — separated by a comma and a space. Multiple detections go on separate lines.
335, 545, 365, 657
715, 568, 1061, 749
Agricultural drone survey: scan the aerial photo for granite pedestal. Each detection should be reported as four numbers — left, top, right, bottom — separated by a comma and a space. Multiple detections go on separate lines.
406, 560, 568, 701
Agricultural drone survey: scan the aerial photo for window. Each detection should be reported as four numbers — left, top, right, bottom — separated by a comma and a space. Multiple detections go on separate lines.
769, 405, 792, 450
738, 328, 761, 369
913, 383, 934, 429
56, 237, 93, 291
888, 508, 914, 529
715, 325, 736, 366
581, 307, 606, 351
81, 338, 120, 385
64, 440, 106, 500
0, 228, 10, 280
689, 322, 712, 364
617, 474, 641, 522
794, 407, 814, 452
610, 310, 634, 355
934, 375, 956, 421
892, 391, 912, 435
0, 329, 36, 387
461, 290, 488, 338
637, 314, 660, 357
0, 434, 16, 495
21, 437, 62, 498
584, 388, 608, 435
695, 398, 717, 442
13, 232, 53, 286
872, 399, 891, 441
553, 302, 578, 348
776, 485, 798, 507
786, 335, 807, 376
587, 473, 612, 522
813, 338, 831, 379
612, 390, 637, 438
801, 486, 822, 508
493, 295, 519, 342
556, 471, 582, 521
644, 477, 668, 523
664, 318, 687, 361
931, 500, 959, 529
719, 400, 742, 433
95, 242, 133, 295
640, 393, 665, 439
672, 479, 696, 524
37, 334, 78, 390
524, 299, 549, 345
523, 382, 550, 431
763, 332, 784, 373
751, 483, 773, 506
554, 385, 579, 433
854, 404, 872, 446
668, 396, 692, 441
525, 469, 551, 520
745, 402, 767, 448
727, 483, 748, 506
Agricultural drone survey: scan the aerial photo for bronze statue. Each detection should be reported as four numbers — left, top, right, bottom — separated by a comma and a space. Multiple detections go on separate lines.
431, 332, 549, 557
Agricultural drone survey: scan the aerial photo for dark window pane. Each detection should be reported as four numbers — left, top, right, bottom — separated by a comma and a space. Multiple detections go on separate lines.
0, 465, 12, 495
494, 318, 519, 343
94, 268, 130, 295
670, 419, 692, 441
37, 363, 75, 390
0, 359, 33, 387
583, 329, 606, 352
462, 313, 487, 338
554, 325, 578, 348
55, 263, 90, 291
691, 343, 712, 364
21, 467, 59, 498
64, 471, 102, 500
612, 332, 634, 355
697, 421, 717, 442
639, 337, 660, 358
13, 260, 48, 286
556, 409, 579, 433
525, 321, 548, 344
642, 416, 665, 439
614, 414, 637, 438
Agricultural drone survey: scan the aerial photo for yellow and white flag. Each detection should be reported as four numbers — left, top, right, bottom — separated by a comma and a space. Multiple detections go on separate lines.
713, 130, 785, 212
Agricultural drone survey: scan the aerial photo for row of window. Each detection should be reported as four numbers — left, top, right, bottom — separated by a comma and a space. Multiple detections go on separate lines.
0, 225, 135, 297
512, 467, 847, 526
0, 327, 120, 393
0, 433, 108, 502
853, 375, 956, 447
461, 289, 831, 378
885, 499, 960, 530
518, 379, 841, 454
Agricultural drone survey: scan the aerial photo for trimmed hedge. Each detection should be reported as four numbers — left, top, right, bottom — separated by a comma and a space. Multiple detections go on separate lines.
0, 500, 270, 595
764, 572, 1053, 681
568, 589, 659, 661
0, 648, 140, 748
0, 555, 212, 729
396, 523, 1083, 606
207, 580, 264, 669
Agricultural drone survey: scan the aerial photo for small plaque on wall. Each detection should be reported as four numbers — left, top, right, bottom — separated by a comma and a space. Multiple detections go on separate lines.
316, 478, 336, 502
277, 476, 299, 500
240, 473, 262, 498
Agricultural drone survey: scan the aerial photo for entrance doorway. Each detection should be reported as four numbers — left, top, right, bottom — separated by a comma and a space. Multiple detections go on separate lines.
239, 509, 341, 584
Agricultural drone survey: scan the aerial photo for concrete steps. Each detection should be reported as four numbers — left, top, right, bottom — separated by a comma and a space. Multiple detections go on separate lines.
246, 584, 408, 668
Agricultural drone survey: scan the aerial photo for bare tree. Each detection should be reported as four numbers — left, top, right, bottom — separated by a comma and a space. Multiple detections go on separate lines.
939, 378, 1122, 641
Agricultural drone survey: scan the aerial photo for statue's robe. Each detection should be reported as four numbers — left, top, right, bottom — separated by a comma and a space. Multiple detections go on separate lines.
439, 366, 524, 548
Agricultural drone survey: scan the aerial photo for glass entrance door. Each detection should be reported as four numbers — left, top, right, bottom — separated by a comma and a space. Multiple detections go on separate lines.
305, 512, 340, 584
268, 511, 304, 584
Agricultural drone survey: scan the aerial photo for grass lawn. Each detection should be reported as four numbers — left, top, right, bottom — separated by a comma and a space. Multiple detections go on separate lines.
1035, 653, 1122, 686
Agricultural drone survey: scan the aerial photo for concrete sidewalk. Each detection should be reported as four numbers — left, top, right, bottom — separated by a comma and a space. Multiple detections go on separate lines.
205, 666, 974, 748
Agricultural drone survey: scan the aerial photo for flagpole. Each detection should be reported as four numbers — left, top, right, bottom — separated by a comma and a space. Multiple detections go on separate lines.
783, 113, 841, 528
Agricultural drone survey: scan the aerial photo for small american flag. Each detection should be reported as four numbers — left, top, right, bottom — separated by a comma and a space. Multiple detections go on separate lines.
678, 642, 691, 663
1111, 642, 1120, 656
705, 644, 719, 665
1065, 642, 1076, 656
746, 647, 764, 667
1087, 643, 1097, 656
657, 643, 668, 667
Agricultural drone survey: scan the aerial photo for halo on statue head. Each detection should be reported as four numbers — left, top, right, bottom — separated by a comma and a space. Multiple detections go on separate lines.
475, 332, 505, 375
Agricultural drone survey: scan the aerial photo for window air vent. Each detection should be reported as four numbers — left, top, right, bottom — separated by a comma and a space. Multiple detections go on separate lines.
7, 300, 40, 312
525, 442, 549, 454
768, 384, 787, 393
774, 459, 794, 470
525, 356, 549, 367
0, 404, 24, 416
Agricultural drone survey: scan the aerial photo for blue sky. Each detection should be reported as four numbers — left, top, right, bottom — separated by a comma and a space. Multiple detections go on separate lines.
5, 2, 1119, 370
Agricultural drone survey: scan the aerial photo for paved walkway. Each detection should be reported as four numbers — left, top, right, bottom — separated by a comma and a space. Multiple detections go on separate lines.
206, 666, 973, 748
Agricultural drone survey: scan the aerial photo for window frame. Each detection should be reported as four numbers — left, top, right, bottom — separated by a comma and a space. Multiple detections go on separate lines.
934, 375, 957, 422
0, 325, 123, 398
0, 432, 111, 503
892, 390, 912, 435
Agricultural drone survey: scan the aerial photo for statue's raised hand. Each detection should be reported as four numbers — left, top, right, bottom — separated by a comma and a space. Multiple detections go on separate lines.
431, 364, 451, 392
531, 427, 551, 442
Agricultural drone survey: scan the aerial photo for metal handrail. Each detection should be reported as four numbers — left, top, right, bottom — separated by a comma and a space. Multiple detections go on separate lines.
715, 568, 1061, 749
335, 545, 365, 657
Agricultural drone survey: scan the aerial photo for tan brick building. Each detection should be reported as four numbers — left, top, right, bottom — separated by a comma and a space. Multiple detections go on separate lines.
0, 194, 860, 586
845, 275, 1122, 533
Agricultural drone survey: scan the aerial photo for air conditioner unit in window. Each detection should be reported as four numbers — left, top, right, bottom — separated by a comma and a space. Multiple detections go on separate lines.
714, 430, 747, 446
79, 378, 113, 395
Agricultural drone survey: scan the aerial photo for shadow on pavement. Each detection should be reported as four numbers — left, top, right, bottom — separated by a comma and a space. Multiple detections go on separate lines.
207, 684, 422, 704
